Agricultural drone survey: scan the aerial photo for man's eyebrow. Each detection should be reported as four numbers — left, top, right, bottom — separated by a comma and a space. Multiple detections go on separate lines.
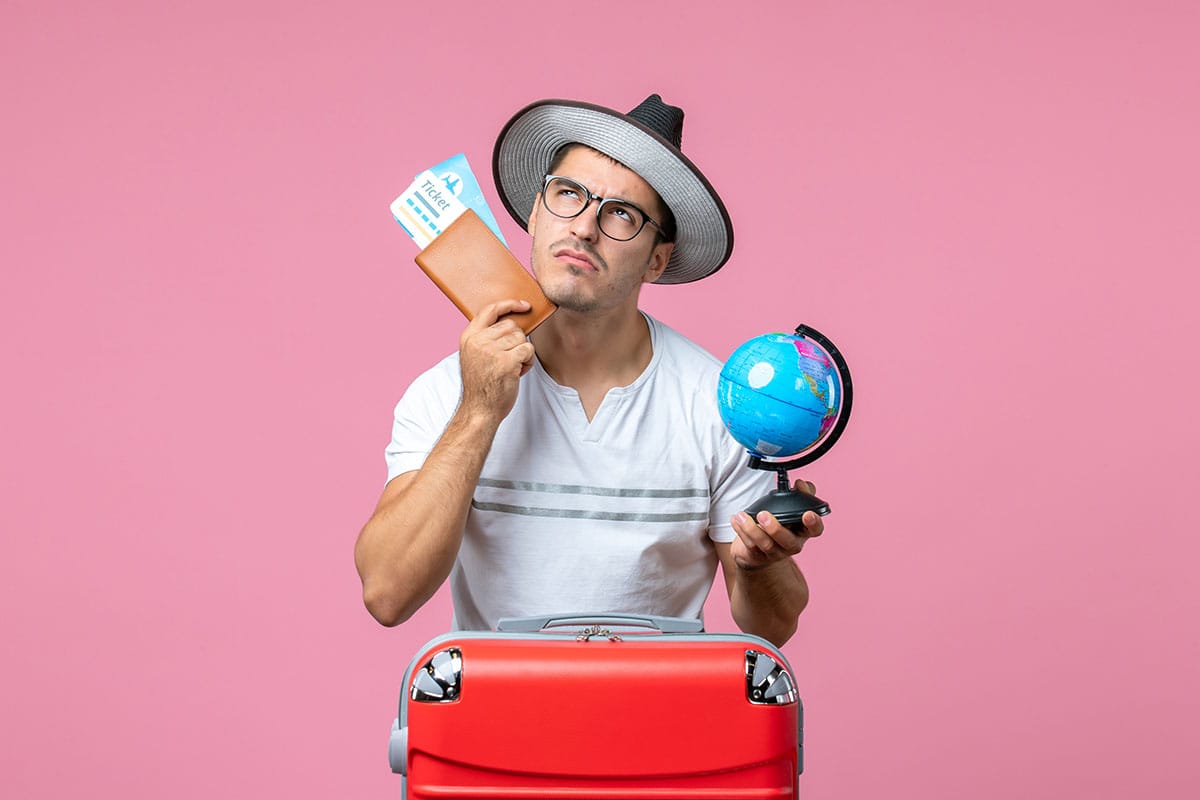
562, 177, 648, 209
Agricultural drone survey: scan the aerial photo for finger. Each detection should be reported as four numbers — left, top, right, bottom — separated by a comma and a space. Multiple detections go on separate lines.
516, 341, 535, 365
793, 478, 816, 495
800, 510, 825, 539
470, 299, 532, 332
732, 512, 777, 554
755, 510, 806, 553
461, 317, 527, 354
490, 326, 531, 352
511, 342, 536, 373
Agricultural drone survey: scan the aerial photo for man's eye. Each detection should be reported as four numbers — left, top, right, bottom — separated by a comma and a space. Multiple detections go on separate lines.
607, 205, 635, 222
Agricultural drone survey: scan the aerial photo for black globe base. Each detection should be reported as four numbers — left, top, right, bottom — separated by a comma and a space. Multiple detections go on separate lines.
746, 488, 830, 532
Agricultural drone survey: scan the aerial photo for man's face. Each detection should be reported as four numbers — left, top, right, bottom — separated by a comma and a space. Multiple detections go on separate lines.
527, 146, 674, 315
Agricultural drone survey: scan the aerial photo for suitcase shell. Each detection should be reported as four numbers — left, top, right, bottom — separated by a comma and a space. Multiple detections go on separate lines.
389, 614, 803, 800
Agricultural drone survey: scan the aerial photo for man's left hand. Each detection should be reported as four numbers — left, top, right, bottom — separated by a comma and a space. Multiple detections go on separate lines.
729, 479, 825, 571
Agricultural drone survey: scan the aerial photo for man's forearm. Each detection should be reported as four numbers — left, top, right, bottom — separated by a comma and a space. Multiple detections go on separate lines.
729, 559, 809, 647
354, 409, 500, 626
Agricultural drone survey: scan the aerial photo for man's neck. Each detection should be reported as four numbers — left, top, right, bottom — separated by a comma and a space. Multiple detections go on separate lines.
531, 304, 654, 394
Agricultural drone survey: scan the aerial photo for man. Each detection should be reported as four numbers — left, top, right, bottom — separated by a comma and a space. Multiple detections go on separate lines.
355, 95, 825, 647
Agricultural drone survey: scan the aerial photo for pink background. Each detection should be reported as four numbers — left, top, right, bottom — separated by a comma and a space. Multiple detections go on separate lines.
3, 1, 1198, 797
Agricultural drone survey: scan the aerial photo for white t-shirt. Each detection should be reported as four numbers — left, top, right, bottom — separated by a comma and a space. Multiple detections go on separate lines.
386, 314, 773, 630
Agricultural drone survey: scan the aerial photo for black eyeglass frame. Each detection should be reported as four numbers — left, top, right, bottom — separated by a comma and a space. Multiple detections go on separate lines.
540, 174, 666, 242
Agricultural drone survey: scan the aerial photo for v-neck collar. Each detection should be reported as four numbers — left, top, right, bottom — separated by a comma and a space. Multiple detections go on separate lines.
531, 313, 661, 441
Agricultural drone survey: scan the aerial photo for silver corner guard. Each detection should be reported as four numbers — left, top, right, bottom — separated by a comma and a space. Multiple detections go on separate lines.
745, 649, 798, 705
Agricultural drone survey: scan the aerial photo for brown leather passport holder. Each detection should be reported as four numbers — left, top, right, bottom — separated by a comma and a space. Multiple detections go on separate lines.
414, 209, 556, 334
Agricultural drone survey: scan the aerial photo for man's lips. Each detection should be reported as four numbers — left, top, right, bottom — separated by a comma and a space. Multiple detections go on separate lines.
554, 247, 600, 271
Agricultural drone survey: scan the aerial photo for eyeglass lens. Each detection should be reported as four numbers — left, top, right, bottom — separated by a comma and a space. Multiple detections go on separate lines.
543, 177, 646, 241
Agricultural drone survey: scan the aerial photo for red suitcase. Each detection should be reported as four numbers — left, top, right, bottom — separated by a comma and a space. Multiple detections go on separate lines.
388, 614, 804, 799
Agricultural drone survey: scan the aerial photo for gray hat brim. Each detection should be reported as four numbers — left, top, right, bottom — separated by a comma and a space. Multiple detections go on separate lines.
492, 99, 734, 284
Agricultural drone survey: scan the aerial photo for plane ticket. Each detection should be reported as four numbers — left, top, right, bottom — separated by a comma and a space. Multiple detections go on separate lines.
390, 153, 507, 249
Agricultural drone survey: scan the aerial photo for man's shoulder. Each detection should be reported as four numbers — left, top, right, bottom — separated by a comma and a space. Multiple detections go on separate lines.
424, 351, 462, 376
646, 314, 723, 375
401, 351, 462, 399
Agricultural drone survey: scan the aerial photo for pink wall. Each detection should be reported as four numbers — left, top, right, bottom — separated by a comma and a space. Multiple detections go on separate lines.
3, 1, 1197, 797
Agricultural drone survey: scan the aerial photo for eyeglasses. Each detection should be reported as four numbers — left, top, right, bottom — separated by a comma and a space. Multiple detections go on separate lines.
540, 175, 665, 242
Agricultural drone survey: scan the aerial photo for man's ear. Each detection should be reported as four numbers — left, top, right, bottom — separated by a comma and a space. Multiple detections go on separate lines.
643, 240, 674, 283
527, 194, 540, 235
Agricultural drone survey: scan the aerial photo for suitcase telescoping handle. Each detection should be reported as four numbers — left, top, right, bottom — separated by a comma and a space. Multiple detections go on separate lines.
495, 613, 705, 634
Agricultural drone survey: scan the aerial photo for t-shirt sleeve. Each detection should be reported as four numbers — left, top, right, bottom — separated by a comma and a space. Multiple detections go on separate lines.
706, 407, 775, 544
384, 356, 463, 484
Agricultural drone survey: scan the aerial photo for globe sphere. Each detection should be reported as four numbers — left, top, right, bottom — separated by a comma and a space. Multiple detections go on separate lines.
718, 332, 842, 459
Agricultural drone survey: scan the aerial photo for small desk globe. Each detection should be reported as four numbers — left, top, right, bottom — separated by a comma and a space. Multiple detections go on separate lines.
718, 324, 853, 530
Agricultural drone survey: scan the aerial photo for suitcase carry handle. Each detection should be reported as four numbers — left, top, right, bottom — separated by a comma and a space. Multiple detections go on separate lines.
495, 613, 704, 634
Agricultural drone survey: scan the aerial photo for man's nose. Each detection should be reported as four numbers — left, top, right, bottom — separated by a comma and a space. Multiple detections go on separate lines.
569, 201, 601, 242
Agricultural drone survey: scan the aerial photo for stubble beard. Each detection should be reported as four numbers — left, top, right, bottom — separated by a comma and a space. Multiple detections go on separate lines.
533, 237, 650, 314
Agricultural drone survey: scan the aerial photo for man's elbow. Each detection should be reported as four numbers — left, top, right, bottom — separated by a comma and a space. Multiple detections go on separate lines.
361, 581, 418, 628
734, 613, 798, 648
764, 619, 799, 648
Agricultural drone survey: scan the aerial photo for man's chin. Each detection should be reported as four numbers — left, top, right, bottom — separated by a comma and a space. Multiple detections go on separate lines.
534, 277, 590, 313
544, 290, 599, 314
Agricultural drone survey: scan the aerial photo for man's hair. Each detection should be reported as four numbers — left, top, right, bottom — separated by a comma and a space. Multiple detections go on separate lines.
546, 143, 677, 244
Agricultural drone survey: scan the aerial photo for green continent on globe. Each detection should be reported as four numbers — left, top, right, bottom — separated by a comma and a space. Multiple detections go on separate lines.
802, 372, 828, 405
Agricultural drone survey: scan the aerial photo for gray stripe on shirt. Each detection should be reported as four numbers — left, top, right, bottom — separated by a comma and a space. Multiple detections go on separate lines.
470, 500, 709, 523
477, 477, 709, 499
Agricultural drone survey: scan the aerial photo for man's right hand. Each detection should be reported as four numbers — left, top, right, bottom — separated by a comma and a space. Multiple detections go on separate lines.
458, 299, 536, 424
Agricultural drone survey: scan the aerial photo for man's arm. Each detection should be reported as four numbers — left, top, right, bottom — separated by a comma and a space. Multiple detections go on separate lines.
715, 479, 825, 647
353, 300, 534, 626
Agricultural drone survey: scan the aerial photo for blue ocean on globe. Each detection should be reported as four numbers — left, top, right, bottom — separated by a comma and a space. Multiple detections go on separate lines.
718, 333, 842, 459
